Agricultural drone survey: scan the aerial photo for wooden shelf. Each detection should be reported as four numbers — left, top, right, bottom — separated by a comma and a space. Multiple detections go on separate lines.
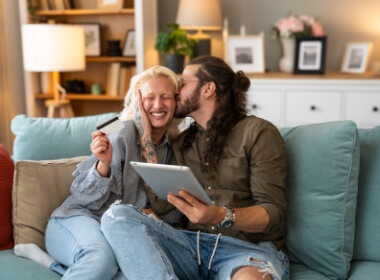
247, 71, 380, 80
35, 9, 134, 16
35, 94, 124, 101
86, 56, 135, 63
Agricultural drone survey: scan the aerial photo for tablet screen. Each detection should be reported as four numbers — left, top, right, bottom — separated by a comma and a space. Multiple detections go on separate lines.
130, 161, 212, 205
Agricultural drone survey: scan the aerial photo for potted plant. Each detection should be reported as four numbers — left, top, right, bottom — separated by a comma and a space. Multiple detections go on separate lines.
155, 23, 197, 73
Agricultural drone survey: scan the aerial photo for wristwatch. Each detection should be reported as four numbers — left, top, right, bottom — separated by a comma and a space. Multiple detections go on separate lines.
219, 206, 235, 228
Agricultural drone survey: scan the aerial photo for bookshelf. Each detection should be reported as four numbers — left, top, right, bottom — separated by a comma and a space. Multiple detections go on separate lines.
18, 0, 158, 117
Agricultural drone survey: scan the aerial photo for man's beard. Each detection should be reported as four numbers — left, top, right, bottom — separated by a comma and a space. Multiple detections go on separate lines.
175, 88, 201, 118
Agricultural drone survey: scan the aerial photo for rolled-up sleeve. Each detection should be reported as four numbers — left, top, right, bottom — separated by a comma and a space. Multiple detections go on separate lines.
249, 122, 287, 234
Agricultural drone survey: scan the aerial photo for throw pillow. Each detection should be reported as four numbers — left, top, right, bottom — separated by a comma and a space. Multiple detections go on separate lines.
11, 113, 116, 161
12, 157, 87, 250
280, 121, 360, 280
0, 144, 14, 250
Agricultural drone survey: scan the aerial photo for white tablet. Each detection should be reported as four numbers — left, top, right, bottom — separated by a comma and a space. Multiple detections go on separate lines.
130, 162, 212, 205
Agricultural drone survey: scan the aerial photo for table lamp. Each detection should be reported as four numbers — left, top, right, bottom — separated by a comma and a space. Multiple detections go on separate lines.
176, 0, 222, 57
22, 24, 85, 117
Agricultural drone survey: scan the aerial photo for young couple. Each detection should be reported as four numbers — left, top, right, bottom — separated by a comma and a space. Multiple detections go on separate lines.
16, 56, 289, 280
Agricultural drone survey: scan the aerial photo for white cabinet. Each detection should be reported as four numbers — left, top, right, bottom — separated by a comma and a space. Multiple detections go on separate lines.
285, 91, 341, 125
247, 72, 380, 128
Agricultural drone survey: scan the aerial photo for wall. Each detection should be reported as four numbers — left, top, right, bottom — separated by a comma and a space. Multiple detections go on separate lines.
158, 0, 380, 72
0, 0, 25, 153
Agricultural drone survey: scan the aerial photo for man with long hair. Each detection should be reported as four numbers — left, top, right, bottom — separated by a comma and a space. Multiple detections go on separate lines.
102, 56, 289, 280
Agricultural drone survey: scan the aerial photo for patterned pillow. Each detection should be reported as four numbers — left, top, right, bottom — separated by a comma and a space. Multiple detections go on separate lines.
0, 144, 14, 250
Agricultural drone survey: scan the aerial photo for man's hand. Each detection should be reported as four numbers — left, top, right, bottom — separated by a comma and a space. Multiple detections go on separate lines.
91, 131, 112, 177
167, 191, 225, 225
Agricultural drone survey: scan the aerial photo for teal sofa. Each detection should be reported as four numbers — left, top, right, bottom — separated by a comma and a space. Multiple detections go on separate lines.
0, 114, 379, 280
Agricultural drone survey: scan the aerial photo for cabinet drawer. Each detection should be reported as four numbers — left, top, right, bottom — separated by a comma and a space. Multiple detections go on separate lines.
346, 92, 380, 126
246, 90, 284, 122
286, 91, 341, 124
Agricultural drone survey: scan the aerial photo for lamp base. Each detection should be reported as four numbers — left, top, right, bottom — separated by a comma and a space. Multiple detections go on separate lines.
45, 99, 74, 118
193, 39, 211, 57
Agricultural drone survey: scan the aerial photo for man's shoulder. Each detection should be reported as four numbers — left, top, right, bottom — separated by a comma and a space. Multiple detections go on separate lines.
235, 115, 278, 132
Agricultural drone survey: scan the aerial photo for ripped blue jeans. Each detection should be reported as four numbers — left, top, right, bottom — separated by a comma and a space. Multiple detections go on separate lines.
101, 204, 289, 280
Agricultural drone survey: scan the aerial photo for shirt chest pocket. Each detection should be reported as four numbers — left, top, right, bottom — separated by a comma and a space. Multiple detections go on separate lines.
217, 157, 249, 190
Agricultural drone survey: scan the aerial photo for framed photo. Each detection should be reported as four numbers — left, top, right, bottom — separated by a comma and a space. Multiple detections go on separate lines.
294, 36, 327, 74
75, 23, 101, 56
226, 33, 265, 73
341, 42, 373, 74
97, 0, 123, 10
122, 29, 136, 56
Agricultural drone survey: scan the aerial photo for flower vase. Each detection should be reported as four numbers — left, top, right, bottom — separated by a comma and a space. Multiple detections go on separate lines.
279, 37, 295, 73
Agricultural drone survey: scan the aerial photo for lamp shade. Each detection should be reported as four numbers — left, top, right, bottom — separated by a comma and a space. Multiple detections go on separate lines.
176, 0, 222, 31
22, 24, 85, 72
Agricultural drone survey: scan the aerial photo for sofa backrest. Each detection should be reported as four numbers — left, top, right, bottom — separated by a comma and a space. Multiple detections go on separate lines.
280, 121, 360, 280
353, 127, 380, 262
11, 113, 116, 161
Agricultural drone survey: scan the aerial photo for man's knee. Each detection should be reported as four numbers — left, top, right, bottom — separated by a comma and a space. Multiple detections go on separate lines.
231, 263, 272, 280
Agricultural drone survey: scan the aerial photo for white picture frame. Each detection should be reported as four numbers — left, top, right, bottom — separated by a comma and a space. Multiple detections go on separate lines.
341, 42, 373, 74
226, 33, 265, 73
122, 29, 136, 56
75, 23, 101, 56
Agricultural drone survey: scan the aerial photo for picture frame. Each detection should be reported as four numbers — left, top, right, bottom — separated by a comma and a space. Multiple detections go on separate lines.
341, 42, 373, 74
226, 33, 265, 73
122, 29, 136, 56
75, 23, 101, 56
294, 36, 327, 74
97, 0, 123, 10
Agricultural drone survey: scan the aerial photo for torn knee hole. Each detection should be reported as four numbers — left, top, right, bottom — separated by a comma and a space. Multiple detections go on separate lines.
249, 257, 262, 264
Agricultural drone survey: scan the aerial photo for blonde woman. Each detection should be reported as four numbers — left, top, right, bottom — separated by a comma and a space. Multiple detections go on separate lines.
42, 66, 181, 280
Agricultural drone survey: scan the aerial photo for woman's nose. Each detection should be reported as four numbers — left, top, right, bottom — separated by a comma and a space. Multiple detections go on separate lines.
153, 98, 163, 108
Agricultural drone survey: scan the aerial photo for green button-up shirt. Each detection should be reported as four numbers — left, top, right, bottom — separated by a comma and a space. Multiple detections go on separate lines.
171, 115, 287, 250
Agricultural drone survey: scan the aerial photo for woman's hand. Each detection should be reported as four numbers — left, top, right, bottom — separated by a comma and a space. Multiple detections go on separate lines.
91, 131, 112, 176
134, 90, 158, 163
134, 89, 152, 138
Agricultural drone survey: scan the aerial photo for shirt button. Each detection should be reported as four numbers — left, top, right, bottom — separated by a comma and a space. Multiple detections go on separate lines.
207, 186, 212, 190
205, 162, 209, 166
212, 201, 215, 204
211, 226, 215, 230
205, 138, 209, 141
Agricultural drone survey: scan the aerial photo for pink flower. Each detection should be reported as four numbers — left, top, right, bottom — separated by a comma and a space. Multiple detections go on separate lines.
273, 14, 324, 39
276, 16, 304, 37
311, 22, 324, 36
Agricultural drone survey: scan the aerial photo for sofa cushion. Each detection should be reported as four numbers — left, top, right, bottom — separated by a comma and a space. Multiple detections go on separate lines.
13, 157, 87, 251
348, 261, 380, 280
280, 121, 360, 280
290, 263, 330, 280
0, 249, 60, 280
353, 126, 380, 261
11, 113, 116, 161
0, 144, 14, 250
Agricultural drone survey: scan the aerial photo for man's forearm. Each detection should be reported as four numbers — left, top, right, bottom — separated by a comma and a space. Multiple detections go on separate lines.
230, 205, 270, 233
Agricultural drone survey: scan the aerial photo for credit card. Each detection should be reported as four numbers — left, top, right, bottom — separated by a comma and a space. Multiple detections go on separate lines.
96, 116, 124, 135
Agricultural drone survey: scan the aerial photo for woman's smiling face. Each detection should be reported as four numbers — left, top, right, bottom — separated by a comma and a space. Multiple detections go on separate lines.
140, 76, 176, 131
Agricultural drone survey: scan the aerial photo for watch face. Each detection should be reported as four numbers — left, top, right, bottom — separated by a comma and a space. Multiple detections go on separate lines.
221, 220, 233, 228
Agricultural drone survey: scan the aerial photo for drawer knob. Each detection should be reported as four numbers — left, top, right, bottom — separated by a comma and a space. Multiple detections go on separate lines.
373, 106, 379, 112
252, 104, 258, 109
310, 105, 316, 111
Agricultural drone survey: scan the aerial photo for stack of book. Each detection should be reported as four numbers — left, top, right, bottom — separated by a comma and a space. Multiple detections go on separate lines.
39, 0, 75, 10
106, 63, 136, 97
